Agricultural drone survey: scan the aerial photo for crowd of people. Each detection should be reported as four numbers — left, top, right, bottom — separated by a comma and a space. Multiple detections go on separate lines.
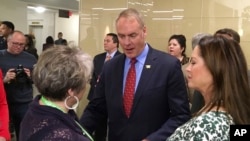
1, 7, 250, 141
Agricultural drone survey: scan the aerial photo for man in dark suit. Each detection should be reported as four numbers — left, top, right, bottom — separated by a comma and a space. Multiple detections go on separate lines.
54, 32, 64, 45
80, 8, 190, 141
87, 32, 121, 100
87, 33, 121, 141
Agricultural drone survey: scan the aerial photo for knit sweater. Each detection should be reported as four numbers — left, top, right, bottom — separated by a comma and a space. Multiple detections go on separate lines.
19, 95, 91, 141
0, 50, 37, 104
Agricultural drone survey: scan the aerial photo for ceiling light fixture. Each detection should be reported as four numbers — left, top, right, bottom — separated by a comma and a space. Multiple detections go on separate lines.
35, 6, 46, 13
28, 6, 46, 13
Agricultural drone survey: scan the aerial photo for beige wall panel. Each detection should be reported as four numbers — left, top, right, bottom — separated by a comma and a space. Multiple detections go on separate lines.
146, 17, 204, 56
202, 1, 236, 18
201, 18, 240, 33
182, 0, 203, 17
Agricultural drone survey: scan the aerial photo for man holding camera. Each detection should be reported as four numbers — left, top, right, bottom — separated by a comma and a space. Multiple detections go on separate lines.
0, 31, 37, 140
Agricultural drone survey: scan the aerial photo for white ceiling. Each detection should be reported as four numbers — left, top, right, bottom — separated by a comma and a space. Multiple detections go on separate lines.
19, 0, 79, 11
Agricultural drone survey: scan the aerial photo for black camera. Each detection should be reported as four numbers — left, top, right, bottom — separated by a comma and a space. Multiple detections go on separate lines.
15, 64, 28, 83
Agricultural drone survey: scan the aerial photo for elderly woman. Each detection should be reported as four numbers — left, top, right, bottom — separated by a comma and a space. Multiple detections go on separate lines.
19, 46, 93, 141
167, 35, 250, 140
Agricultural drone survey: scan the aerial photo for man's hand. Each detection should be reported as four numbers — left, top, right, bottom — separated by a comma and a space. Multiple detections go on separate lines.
24, 68, 31, 77
3, 68, 16, 83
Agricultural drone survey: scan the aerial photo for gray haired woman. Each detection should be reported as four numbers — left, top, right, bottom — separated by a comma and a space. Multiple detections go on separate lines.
19, 46, 94, 141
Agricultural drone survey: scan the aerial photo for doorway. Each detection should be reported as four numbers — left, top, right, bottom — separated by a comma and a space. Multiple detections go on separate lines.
29, 25, 43, 56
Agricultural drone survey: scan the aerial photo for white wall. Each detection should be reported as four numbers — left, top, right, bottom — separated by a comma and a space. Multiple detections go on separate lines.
55, 13, 79, 47
27, 9, 56, 55
0, 0, 27, 33
1, 0, 79, 55
27, 10, 79, 55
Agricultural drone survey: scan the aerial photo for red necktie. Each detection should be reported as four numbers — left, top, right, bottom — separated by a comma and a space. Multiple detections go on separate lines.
123, 58, 137, 118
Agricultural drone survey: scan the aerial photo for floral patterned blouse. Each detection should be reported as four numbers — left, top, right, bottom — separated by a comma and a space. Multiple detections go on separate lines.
166, 111, 234, 141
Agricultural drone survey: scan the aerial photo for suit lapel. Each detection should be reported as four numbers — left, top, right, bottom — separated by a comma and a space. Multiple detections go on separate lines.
95, 53, 107, 76
114, 50, 121, 56
108, 54, 127, 115
130, 47, 157, 117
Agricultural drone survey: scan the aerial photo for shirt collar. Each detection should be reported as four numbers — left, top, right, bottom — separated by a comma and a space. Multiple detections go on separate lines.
106, 50, 118, 58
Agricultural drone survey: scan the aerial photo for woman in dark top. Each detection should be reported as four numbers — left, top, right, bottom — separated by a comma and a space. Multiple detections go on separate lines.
168, 34, 191, 103
42, 36, 54, 51
19, 46, 94, 141
24, 34, 39, 59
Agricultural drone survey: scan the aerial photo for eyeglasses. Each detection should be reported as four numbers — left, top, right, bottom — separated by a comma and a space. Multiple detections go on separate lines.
11, 42, 26, 47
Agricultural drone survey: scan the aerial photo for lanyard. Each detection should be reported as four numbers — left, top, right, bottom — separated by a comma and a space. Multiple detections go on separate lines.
41, 96, 94, 141
74, 120, 94, 141
41, 96, 66, 113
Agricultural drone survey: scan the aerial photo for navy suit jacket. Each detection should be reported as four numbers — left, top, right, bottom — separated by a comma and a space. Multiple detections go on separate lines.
81, 45, 191, 141
87, 50, 121, 100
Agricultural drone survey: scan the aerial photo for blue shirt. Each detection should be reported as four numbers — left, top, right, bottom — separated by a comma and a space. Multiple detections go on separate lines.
123, 44, 149, 94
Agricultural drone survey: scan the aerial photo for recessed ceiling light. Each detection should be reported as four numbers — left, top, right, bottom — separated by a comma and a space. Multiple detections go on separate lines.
35, 7, 46, 13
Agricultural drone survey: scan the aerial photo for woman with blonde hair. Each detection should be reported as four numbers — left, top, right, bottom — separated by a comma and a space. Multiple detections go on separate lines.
167, 35, 250, 140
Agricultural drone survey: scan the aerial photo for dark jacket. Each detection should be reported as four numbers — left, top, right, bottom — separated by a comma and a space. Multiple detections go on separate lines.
81, 44, 191, 141
87, 50, 121, 100
0, 36, 7, 50
25, 47, 39, 59
19, 95, 91, 141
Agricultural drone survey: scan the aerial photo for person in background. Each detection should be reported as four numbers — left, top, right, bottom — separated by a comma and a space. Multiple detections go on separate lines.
80, 8, 190, 141
28, 33, 36, 47
87, 33, 121, 101
168, 34, 191, 104
167, 35, 250, 141
168, 34, 189, 65
42, 36, 54, 51
190, 28, 243, 114
19, 46, 93, 141
24, 34, 39, 59
0, 31, 37, 140
61, 39, 68, 46
214, 28, 240, 43
54, 32, 64, 45
87, 33, 121, 141
0, 21, 15, 50
0, 69, 10, 141
189, 33, 211, 113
